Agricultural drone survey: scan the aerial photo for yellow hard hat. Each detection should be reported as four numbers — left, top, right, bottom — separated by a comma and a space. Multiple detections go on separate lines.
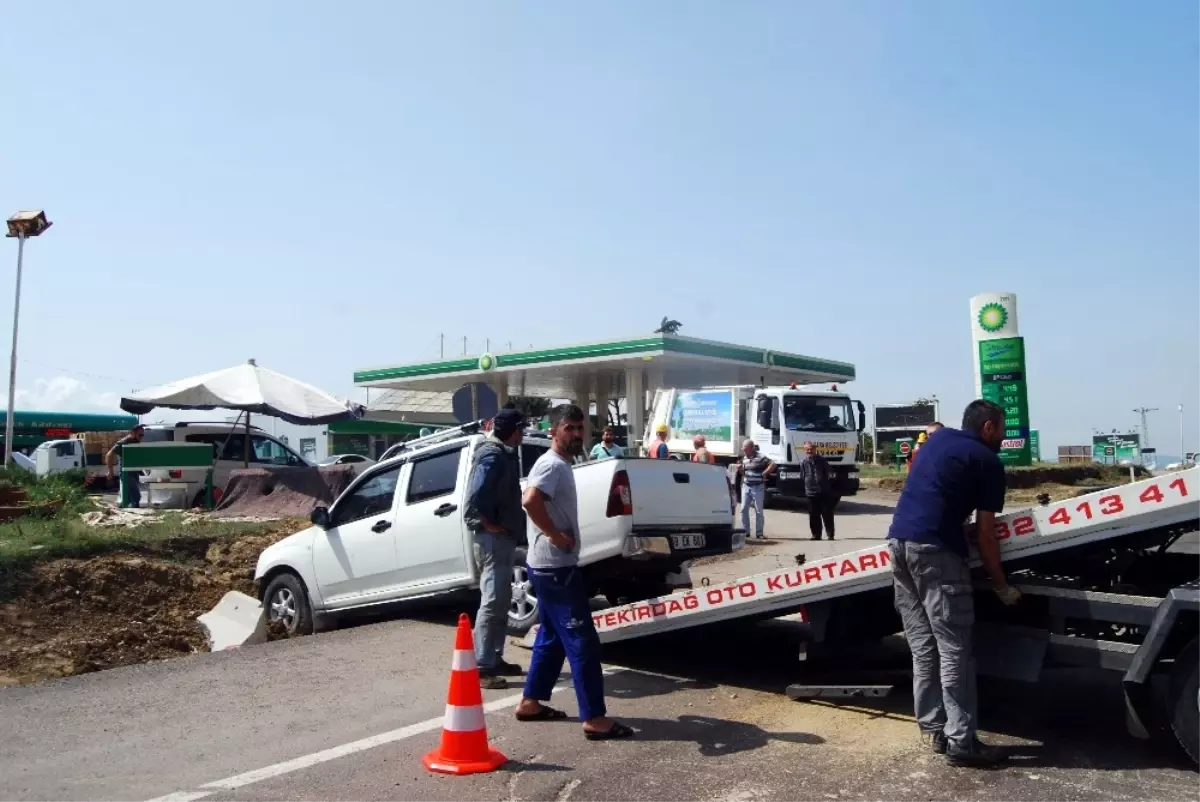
655, 423, 669, 434
917, 432, 927, 443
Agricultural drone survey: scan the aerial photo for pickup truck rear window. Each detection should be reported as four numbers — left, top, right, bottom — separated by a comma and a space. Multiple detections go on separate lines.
406, 447, 463, 504
520, 444, 549, 477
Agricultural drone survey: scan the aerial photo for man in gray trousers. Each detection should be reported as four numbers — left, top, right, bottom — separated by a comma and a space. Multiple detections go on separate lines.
886, 400, 1022, 767
464, 406, 527, 689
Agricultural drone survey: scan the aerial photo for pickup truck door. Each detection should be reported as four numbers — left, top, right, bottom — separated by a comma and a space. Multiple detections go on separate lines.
393, 444, 473, 591
311, 463, 405, 607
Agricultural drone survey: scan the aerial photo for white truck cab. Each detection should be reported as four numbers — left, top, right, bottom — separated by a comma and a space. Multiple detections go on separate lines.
646, 384, 866, 501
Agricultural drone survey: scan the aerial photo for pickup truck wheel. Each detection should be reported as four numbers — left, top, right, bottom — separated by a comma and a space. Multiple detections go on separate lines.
263, 573, 314, 637
1168, 636, 1199, 766
507, 550, 539, 636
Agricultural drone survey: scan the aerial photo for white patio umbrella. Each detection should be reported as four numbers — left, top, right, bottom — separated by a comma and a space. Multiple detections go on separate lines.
120, 359, 364, 466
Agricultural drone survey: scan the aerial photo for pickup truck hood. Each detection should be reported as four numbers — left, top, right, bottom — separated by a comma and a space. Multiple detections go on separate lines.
255, 525, 317, 580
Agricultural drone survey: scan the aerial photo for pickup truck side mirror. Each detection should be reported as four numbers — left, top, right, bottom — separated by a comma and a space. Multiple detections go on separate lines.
310, 506, 331, 529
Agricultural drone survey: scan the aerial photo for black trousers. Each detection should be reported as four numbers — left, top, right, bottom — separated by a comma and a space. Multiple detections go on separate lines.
808, 492, 835, 538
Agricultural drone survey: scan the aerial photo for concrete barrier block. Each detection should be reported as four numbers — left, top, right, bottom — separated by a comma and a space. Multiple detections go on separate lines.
199, 591, 268, 651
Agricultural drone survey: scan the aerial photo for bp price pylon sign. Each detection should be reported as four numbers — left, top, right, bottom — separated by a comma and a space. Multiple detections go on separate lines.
970, 293, 1032, 466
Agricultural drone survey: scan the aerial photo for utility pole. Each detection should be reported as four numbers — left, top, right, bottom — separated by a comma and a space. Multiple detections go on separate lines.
439, 333, 444, 359
462, 336, 467, 356
1179, 404, 1185, 463
1133, 407, 1159, 451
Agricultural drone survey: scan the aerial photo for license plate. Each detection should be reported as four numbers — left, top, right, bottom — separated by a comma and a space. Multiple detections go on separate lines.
670, 534, 706, 550
780, 471, 800, 480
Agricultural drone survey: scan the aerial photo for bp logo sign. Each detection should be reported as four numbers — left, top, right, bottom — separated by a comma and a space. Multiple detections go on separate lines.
478, 353, 496, 372
977, 302, 1008, 333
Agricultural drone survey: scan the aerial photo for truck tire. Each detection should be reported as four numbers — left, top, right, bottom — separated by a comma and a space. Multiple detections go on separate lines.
1169, 636, 1199, 766
507, 548, 539, 637
262, 572, 314, 637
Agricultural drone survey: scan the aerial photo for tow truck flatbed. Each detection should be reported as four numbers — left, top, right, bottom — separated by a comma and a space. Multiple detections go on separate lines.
558, 467, 1200, 764
583, 468, 1198, 643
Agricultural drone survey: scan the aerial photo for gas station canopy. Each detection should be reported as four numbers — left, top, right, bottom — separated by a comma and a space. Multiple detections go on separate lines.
354, 334, 855, 397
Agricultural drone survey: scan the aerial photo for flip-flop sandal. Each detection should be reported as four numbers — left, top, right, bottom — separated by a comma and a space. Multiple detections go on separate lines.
584, 721, 635, 741
515, 705, 569, 722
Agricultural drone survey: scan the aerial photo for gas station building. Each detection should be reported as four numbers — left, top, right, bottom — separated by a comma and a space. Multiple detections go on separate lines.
353, 334, 856, 450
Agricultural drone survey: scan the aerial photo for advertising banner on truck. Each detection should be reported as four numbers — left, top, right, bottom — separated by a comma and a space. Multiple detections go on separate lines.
669, 390, 734, 448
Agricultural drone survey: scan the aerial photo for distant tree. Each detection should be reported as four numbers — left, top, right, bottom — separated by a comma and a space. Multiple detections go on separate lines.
508, 395, 553, 420
859, 431, 875, 462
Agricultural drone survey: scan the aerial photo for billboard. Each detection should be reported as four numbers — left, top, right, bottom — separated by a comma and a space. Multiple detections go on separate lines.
669, 390, 734, 445
874, 404, 938, 430
1092, 433, 1140, 464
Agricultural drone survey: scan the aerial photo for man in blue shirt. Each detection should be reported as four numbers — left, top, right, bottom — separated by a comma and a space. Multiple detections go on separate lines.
888, 400, 1021, 768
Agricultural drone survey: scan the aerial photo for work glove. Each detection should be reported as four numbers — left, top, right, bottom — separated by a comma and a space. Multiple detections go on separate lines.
994, 585, 1022, 606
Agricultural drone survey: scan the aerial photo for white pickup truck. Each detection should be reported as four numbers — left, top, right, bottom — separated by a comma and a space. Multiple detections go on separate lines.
254, 424, 742, 637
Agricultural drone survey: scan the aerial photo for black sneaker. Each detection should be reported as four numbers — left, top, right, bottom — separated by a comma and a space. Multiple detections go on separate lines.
946, 737, 1007, 768
922, 731, 947, 754
494, 660, 524, 677
826, 534, 835, 541
478, 672, 508, 690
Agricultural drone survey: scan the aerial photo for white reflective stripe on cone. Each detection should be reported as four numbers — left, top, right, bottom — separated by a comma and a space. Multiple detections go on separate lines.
443, 704, 487, 733
451, 649, 477, 671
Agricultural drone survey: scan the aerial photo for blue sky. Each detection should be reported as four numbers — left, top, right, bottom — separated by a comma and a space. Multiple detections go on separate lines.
2, 2, 1197, 457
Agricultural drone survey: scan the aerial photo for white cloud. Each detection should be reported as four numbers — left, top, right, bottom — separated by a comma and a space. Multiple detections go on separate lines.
11, 376, 123, 413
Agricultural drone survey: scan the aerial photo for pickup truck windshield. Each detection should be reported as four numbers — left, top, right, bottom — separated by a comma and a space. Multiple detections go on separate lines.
783, 396, 854, 433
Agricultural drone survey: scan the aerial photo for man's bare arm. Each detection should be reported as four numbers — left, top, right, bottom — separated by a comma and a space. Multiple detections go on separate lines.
976, 510, 1020, 604
522, 487, 575, 551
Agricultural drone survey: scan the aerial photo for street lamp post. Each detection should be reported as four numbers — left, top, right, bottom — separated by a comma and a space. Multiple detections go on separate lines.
1179, 404, 1185, 464
4, 211, 52, 466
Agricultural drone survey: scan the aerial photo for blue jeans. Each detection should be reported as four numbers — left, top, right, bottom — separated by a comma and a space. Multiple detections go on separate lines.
473, 532, 517, 671
523, 566, 606, 721
741, 483, 765, 536
121, 472, 141, 508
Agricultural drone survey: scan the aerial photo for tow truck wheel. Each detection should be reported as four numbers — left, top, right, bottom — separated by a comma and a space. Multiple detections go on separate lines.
1168, 636, 1199, 766
507, 549, 539, 636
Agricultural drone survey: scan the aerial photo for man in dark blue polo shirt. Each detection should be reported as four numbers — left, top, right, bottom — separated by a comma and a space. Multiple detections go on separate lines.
888, 400, 1021, 768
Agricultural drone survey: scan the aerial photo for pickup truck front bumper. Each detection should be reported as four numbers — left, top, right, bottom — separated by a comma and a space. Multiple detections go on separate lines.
622, 527, 746, 561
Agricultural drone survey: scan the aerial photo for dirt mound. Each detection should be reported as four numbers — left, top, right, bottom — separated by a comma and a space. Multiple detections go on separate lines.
870, 464, 1145, 496
0, 524, 300, 685
214, 465, 355, 518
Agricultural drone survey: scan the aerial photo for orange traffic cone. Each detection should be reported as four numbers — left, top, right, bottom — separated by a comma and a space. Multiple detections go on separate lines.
422, 613, 508, 776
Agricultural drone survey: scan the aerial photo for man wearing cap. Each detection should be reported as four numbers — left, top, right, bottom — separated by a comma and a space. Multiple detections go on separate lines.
649, 423, 671, 459
464, 406, 527, 688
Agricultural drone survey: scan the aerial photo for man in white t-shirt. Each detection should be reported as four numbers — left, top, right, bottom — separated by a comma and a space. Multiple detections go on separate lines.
514, 404, 633, 741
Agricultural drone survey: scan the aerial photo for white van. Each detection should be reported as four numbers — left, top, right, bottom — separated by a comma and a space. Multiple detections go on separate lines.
140, 422, 310, 507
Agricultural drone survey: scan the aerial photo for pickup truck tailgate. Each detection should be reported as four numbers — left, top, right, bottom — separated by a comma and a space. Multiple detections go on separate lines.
622, 460, 733, 529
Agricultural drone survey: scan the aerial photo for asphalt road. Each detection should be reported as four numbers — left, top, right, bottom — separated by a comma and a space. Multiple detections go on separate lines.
1, 495, 1196, 801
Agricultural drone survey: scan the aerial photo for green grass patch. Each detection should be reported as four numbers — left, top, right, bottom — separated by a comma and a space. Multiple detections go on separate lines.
0, 514, 277, 596
859, 464, 906, 479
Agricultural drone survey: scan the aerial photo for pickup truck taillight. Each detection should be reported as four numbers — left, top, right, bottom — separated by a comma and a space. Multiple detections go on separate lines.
168, 470, 183, 479
607, 470, 633, 517
725, 475, 736, 514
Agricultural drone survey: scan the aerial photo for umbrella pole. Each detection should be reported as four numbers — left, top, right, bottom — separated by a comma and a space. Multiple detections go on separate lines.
245, 412, 251, 468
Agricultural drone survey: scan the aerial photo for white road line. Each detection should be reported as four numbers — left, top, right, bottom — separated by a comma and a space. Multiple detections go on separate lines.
145, 672, 633, 802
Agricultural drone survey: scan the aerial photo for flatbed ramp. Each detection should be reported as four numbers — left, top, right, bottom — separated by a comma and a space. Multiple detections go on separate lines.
583, 467, 1199, 644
